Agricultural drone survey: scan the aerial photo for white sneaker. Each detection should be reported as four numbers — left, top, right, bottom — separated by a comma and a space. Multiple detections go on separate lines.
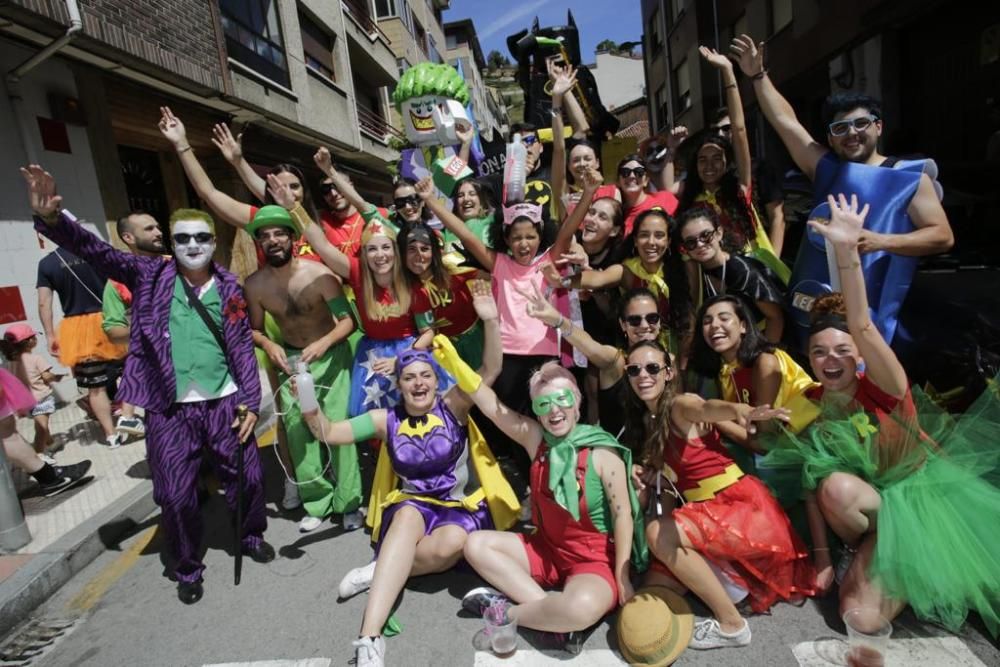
688, 618, 751, 650
116, 415, 145, 436
37, 453, 57, 466
352, 635, 385, 667
338, 560, 376, 599
104, 434, 122, 450
298, 515, 323, 533
282, 478, 301, 510
343, 509, 364, 531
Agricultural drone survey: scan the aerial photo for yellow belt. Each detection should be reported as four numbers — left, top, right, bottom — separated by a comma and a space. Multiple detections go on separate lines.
380, 487, 486, 513
682, 464, 744, 502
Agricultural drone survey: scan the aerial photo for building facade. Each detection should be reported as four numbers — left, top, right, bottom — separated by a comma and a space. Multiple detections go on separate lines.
443, 19, 508, 142
0, 0, 401, 342
588, 51, 646, 112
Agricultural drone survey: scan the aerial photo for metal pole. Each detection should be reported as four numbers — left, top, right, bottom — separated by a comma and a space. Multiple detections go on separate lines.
0, 443, 32, 552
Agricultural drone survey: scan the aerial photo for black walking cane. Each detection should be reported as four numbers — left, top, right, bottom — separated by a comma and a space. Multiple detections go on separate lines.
234, 404, 249, 586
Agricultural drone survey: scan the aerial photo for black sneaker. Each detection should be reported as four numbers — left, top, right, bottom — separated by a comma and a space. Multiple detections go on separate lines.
38, 461, 92, 497
461, 586, 508, 617
242, 540, 276, 564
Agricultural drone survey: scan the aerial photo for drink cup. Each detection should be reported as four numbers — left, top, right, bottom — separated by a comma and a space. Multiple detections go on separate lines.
843, 607, 891, 667
486, 616, 517, 658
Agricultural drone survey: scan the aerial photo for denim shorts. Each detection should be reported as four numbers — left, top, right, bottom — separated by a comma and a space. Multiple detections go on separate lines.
30, 394, 57, 416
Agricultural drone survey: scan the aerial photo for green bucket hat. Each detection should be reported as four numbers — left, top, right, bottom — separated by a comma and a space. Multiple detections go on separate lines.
247, 204, 300, 239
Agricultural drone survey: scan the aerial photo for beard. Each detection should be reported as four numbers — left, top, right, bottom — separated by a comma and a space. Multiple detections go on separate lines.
264, 246, 293, 267
135, 238, 164, 254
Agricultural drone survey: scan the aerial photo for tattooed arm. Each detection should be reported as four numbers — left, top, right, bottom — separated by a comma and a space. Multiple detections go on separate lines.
594, 448, 635, 605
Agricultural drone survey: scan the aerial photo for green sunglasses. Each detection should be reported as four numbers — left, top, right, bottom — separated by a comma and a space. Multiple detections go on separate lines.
531, 388, 577, 416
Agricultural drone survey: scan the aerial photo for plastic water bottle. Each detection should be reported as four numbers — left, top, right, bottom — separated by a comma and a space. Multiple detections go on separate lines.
295, 361, 318, 414
503, 133, 527, 204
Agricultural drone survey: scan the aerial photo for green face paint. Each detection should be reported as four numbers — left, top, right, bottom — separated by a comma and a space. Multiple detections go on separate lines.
531, 388, 577, 416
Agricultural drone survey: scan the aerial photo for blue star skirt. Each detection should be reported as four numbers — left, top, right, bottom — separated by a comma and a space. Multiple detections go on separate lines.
347, 335, 455, 417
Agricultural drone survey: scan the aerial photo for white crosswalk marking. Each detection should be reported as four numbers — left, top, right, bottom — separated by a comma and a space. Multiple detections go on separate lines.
474, 648, 625, 665
792, 636, 986, 666
204, 661, 331, 667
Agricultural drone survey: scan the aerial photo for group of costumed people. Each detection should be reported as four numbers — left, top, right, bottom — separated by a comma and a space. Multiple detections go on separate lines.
9, 33, 1000, 667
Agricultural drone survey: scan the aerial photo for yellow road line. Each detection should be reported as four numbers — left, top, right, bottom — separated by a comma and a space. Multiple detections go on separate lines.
65, 526, 157, 613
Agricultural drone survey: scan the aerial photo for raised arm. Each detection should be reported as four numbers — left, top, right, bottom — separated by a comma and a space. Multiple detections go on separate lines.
518, 281, 620, 369
573, 263, 624, 291
548, 59, 576, 205
551, 167, 600, 259
433, 334, 543, 459
416, 177, 496, 271
730, 36, 826, 180
313, 147, 372, 215
860, 174, 953, 256
212, 123, 267, 202
267, 173, 351, 279
443, 280, 502, 417
700, 46, 752, 191
23, 166, 140, 287
157, 107, 254, 228
808, 194, 908, 398
456, 123, 474, 166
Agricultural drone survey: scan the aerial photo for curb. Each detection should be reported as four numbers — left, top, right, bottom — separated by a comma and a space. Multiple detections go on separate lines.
0, 480, 156, 638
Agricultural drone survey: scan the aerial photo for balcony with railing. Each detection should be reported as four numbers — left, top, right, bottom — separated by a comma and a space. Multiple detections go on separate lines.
342, 0, 391, 43
356, 102, 404, 144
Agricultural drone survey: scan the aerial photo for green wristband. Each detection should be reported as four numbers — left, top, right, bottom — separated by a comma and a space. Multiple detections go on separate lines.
348, 412, 377, 442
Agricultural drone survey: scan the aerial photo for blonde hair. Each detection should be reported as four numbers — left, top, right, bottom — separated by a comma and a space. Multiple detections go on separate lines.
360, 232, 411, 319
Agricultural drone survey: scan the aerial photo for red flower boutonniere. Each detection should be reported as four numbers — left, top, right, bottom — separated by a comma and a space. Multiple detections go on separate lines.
224, 294, 248, 323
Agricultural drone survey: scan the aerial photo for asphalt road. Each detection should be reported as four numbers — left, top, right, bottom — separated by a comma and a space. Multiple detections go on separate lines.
7, 447, 1000, 667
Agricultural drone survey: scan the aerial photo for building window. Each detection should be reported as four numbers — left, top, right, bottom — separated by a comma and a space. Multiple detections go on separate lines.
770, 0, 792, 34
445, 32, 459, 50
376, 0, 414, 34
647, 8, 662, 54
414, 17, 428, 58
673, 58, 690, 112
397, 57, 411, 76
300, 11, 336, 82
374, 0, 395, 18
219, 0, 289, 87
655, 84, 667, 130
428, 34, 442, 63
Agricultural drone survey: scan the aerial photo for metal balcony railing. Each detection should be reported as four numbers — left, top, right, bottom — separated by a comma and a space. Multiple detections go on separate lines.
342, 0, 391, 44
356, 103, 404, 143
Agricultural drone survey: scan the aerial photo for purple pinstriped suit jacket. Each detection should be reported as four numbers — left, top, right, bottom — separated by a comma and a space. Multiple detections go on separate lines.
34, 211, 261, 415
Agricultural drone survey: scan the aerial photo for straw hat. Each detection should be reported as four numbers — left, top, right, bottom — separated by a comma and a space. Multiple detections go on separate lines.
616, 586, 694, 666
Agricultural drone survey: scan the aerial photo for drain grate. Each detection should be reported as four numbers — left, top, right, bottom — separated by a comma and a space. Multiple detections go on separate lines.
0, 618, 78, 666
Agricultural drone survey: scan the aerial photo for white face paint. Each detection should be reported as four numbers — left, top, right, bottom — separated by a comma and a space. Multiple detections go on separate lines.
172, 219, 216, 271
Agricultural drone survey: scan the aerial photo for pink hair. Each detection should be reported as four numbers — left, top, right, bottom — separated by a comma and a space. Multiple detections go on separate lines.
528, 361, 582, 405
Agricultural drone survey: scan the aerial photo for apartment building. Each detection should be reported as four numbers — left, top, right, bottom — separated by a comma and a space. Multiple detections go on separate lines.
0, 0, 401, 336
443, 18, 508, 142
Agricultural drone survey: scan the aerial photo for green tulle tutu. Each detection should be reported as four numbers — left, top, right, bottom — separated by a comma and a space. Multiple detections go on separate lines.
759, 379, 1000, 636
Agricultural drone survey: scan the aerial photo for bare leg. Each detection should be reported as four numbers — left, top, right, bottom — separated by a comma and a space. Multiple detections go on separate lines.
121, 402, 135, 419
510, 573, 613, 632
647, 517, 744, 633
32, 414, 52, 453
463, 531, 546, 603
817, 472, 881, 545
411, 524, 468, 576
359, 506, 426, 637
839, 533, 906, 625
643, 566, 689, 596
1, 416, 44, 473
88, 386, 115, 438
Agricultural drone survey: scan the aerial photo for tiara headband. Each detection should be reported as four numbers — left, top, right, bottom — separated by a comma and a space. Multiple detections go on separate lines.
502, 202, 543, 226
361, 219, 396, 244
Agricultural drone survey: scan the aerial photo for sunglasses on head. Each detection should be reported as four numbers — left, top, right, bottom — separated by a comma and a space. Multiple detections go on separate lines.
625, 362, 669, 378
531, 388, 576, 416
521, 134, 539, 146
172, 232, 214, 245
618, 166, 646, 178
624, 313, 661, 327
680, 228, 717, 251
320, 183, 339, 195
394, 194, 421, 209
828, 114, 878, 137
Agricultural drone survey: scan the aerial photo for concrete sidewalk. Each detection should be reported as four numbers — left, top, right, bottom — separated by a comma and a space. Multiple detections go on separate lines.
0, 375, 279, 639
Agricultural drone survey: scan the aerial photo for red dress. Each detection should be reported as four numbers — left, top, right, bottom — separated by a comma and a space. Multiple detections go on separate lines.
519, 444, 619, 610
662, 426, 816, 613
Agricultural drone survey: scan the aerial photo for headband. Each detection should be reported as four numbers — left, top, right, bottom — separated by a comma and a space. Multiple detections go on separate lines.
361, 219, 397, 245
809, 312, 850, 335
502, 202, 543, 226
405, 226, 434, 246
395, 348, 436, 375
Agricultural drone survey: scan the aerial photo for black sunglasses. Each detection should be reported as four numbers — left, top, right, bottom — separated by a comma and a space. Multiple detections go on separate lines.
618, 166, 646, 178
680, 228, 717, 251
320, 183, 339, 195
172, 232, 214, 245
625, 362, 669, 378
394, 194, 422, 209
624, 313, 661, 327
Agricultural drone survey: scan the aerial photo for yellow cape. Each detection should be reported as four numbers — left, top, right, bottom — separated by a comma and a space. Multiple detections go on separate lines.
366, 418, 521, 541
720, 348, 821, 434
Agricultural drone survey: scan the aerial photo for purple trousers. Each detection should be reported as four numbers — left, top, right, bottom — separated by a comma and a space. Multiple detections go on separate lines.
145, 393, 267, 584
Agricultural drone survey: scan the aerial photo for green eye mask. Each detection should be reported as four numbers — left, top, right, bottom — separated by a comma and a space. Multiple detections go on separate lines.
531, 388, 576, 416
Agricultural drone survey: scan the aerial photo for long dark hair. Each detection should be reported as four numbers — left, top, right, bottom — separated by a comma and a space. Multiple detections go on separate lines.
566, 139, 600, 187
266, 164, 318, 221
397, 221, 449, 292
621, 339, 678, 467
629, 210, 693, 339
581, 196, 626, 264
674, 205, 741, 255
393, 177, 432, 224
451, 177, 495, 220
0, 337, 33, 362
677, 134, 755, 246
616, 287, 659, 346
691, 294, 776, 377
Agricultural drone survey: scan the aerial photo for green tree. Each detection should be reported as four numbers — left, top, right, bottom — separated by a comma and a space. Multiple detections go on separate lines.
486, 49, 511, 71
596, 39, 618, 53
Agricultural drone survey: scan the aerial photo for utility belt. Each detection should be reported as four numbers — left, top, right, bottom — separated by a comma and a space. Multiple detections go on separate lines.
380, 487, 485, 513
681, 464, 744, 503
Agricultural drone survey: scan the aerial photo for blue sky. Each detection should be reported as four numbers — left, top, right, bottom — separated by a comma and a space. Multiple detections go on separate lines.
443, 0, 643, 65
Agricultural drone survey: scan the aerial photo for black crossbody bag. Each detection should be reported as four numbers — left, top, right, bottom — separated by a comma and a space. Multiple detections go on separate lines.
179, 277, 229, 359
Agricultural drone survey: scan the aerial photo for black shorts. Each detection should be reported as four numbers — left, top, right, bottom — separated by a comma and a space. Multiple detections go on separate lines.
74, 359, 113, 388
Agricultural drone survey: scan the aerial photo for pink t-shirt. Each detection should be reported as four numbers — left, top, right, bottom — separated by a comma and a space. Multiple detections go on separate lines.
12, 353, 52, 401
492, 250, 559, 356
